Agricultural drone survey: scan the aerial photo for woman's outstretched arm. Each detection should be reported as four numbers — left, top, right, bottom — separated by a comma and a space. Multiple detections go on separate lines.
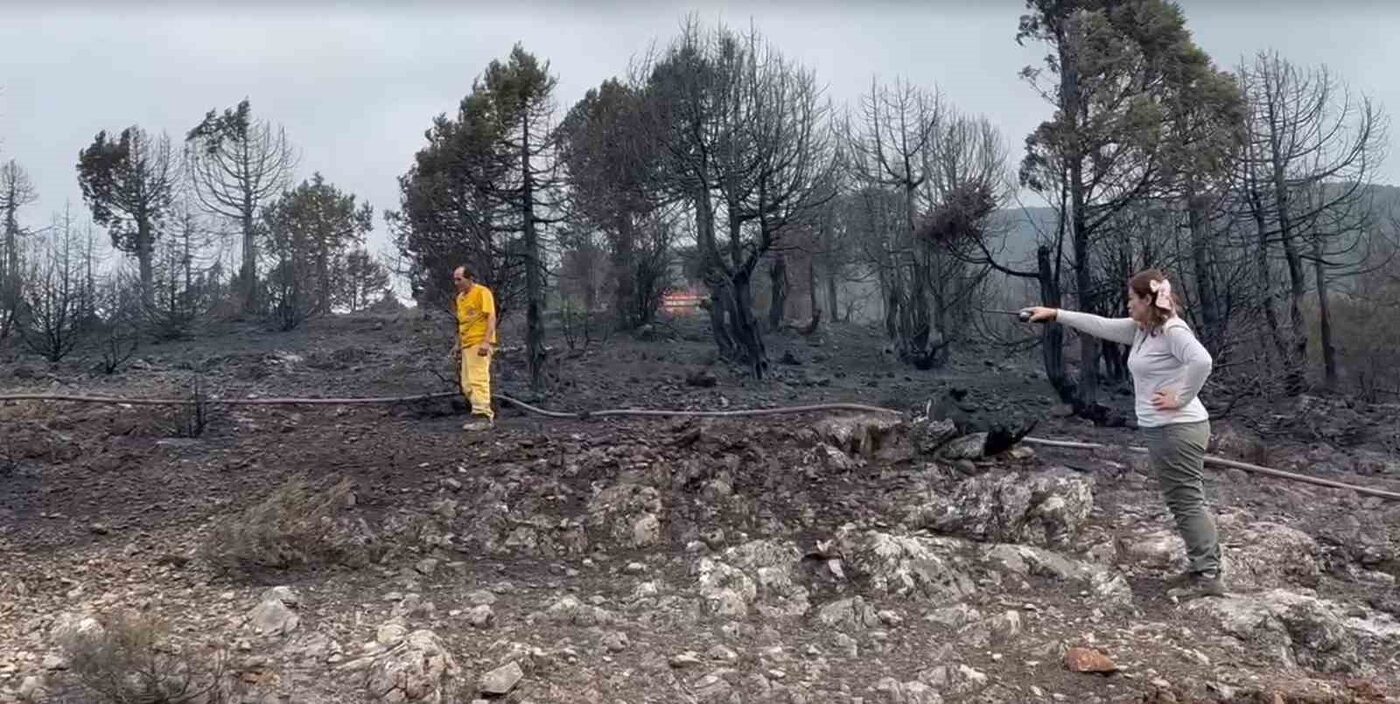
1023, 307, 1138, 346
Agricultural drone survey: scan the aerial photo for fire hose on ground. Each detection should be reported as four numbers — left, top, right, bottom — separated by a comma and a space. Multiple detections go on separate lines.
2, 390, 1398, 502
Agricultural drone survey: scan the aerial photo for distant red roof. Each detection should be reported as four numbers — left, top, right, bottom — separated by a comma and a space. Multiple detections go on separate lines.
661, 288, 704, 314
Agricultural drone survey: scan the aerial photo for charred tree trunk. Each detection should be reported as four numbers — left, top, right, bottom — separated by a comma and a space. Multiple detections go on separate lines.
1071, 208, 1099, 406
136, 216, 154, 314
1103, 343, 1128, 383
1312, 236, 1338, 390
695, 188, 737, 359
0, 194, 18, 340
521, 110, 547, 392
901, 182, 936, 366
1279, 227, 1309, 394
2, 199, 17, 277
612, 217, 637, 329
881, 267, 900, 341
1062, 32, 1098, 407
1268, 121, 1309, 395
1187, 190, 1222, 355
707, 277, 737, 356
1277, 232, 1308, 393
706, 286, 735, 356
824, 259, 839, 324
240, 206, 257, 314
725, 267, 767, 378
768, 251, 787, 331
1038, 244, 1072, 402
695, 205, 768, 376
1247, 186, 1289, 363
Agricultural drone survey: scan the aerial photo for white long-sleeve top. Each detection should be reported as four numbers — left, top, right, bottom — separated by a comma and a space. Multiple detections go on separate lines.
1055, 311, 1214, 428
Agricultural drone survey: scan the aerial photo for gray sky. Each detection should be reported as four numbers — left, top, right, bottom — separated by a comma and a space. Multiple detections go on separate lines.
3, 1, 1399, 258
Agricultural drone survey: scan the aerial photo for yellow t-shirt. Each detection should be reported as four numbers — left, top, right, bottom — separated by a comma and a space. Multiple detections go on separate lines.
456, 284, 498, 347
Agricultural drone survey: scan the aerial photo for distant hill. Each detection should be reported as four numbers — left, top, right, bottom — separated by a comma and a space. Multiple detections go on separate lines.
983, 184, 1400, 286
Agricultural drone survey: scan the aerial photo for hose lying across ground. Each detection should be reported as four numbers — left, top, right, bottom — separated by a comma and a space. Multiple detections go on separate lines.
3, 390, 1398, 502
1017, 436, 1400, 501
0, 391, 463, 406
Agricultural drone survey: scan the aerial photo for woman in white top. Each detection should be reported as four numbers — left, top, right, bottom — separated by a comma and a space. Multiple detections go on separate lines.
1023, 269, 1224, 598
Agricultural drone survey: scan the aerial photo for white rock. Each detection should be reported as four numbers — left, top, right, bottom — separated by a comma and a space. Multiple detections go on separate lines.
539, 595, 614, 626
632, 513, 662, 547
817, 597, 881, 631
914, 470, 1094, 548
466, 605, 493, 628
478, 660, 523, 695
925, 603, 982, 629
669, 651, 702, 668
249, 598, 299, 636
1186, 590, 1361, 673
833, 632, 859, 658
376, 622, 408, 646
18, 675, 45, 701
465, 589, 497, 606
706, 645, 738, 662
260, 585, 300, 607
365, 630, 460, 702
601, 631, 630, 653
49, 613, 103, 646
989, 610, 1022, 643
844, 532, 975, 604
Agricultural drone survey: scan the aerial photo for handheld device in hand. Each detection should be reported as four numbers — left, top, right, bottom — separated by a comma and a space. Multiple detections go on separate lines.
983, 308, 1035, 323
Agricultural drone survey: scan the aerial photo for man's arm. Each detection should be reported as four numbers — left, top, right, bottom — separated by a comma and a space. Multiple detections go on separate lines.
479, 312, 497, 355
478, 289, 497, 354
451, 297, 463, 357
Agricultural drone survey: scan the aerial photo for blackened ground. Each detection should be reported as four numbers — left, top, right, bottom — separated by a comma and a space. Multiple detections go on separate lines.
1, 309, 1398, 703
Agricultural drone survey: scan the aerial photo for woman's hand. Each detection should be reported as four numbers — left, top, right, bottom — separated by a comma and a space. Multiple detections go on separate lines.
1151, 389, 1182, 411
1020, 306, 1058, 323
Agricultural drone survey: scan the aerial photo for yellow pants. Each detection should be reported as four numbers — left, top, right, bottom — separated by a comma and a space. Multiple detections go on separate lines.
460, 347, 494, 419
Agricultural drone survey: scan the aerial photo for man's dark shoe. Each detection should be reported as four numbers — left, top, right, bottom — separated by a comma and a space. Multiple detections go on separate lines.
1169, 570, 1226, 599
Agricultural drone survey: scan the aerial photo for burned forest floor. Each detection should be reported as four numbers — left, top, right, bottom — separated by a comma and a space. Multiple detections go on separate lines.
2, 308, 1400, 704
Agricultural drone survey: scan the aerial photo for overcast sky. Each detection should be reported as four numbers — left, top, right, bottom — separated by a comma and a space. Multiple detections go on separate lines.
3, 1, 1399, 256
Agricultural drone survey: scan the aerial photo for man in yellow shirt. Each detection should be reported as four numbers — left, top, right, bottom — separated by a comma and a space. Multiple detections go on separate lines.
452, 265, 497, 430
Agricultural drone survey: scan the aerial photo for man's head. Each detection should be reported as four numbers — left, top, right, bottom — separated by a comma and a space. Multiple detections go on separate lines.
452, 265, 474, 293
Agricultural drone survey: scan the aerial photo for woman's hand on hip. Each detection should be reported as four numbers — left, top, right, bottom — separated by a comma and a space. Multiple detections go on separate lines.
1151, 389, 1182, 411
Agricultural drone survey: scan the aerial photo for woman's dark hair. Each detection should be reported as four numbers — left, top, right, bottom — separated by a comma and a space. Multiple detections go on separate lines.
1128, 269, 1178, 333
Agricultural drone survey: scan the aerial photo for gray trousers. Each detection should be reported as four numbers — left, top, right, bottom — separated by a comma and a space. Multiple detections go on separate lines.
1141, 420, 1221, 575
